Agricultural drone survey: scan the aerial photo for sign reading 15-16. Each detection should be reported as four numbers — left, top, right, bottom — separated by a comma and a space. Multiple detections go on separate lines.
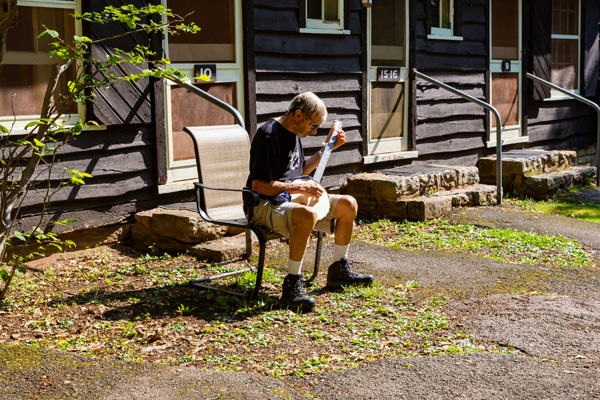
377, 67, 402, 82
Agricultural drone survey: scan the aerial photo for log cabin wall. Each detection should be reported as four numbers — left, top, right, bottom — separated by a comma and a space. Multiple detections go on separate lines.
524, 0, 599, 153
412, 0, 488, 166
251, 0, 365, 188
11, 0, 180, 236
13, 124, 188, 235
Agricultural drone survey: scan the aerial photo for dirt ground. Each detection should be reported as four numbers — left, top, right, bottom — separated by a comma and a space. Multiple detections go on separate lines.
2, 204, 600, 399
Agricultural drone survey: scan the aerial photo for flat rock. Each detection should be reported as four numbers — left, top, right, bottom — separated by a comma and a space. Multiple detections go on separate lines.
188, 234, 248, 262
133, 208, 229, 244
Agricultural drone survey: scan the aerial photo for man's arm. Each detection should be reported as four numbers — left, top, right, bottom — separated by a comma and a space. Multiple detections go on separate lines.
252, 179, 324, 199
302, 148, 324, 175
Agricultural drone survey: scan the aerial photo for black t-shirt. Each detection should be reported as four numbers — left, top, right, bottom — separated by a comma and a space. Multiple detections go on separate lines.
246, 119, 305, 191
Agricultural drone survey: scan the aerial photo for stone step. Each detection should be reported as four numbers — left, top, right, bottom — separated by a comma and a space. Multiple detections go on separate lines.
348, 184, 497, 221
511, 166, 597, 200
341, 164, 496, 221
477, 149, 596, 199
478, 149, 577, 184
132, 204, 248, 262
342, 164, 480, 202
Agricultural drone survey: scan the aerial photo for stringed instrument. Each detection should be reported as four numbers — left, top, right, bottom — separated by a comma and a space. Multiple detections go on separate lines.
289, 120, 342, 221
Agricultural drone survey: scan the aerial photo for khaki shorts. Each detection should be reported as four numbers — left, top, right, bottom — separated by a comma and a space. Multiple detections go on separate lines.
252, 195, 341, 238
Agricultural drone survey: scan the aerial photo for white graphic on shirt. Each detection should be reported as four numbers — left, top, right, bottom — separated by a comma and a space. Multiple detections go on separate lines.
288, 149, 300, 171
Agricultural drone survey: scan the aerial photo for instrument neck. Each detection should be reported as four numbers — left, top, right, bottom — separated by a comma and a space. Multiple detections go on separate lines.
312, 130, 337, 184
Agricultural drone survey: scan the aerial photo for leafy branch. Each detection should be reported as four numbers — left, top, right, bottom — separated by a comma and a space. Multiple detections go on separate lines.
0, 4, 200, 302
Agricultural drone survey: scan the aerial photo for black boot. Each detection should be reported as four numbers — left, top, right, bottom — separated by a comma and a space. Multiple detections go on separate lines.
280, 274, 315, 312
327, 257, 374, 289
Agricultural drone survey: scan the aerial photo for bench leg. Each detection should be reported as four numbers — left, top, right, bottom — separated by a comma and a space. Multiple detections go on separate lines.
245, 229, 253, 258
251, 235, 267, 300
306, 231, 323, 284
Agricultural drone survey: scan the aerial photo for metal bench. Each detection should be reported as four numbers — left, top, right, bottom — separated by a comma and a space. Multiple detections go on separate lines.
179, 82, 324, 299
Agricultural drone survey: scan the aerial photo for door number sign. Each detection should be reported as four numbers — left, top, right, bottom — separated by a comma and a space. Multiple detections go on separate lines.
194, 64, 217, 83
377, 67, 402, 82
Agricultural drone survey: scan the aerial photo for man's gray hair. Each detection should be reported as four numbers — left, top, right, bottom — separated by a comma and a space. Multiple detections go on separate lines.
287, 92, 327, 120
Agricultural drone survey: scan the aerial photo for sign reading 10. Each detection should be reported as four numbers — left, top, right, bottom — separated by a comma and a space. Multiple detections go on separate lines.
194, 64, 217, 83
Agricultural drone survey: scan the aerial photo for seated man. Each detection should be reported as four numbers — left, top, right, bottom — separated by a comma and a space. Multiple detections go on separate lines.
246, 92, 373, 312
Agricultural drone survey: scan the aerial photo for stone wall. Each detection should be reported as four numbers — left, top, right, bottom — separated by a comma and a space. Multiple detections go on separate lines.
341, 166, 495, 220
576, 144, 597, 166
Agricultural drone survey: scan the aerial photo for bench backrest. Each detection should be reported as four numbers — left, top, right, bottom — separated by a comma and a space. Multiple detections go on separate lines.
184, 125, 250, 218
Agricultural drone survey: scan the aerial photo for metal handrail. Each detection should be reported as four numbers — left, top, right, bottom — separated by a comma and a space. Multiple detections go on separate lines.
166, 77, 245, 130
526, 73, 600, 186
414, 70, 503, 205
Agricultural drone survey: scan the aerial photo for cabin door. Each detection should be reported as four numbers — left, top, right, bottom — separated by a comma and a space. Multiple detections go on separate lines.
162, 0, 244, 184
489, 0, 523, 144
367, 0, 409, 159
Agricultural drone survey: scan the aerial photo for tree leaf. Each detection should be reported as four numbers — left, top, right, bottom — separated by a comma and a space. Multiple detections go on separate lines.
36, 29, 59, 39
49, 243, 63, 252
0, 269, 9, 282
24, 120, 45, 129
13, 231, 27, 242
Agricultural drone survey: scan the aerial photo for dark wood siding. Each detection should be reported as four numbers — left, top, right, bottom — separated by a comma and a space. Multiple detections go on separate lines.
413, 0, 487, 165
83, 0, 153, 126
15, 124, 192, 234
583, 0, 599, 97
252, 0, 364, 188
530, 0, 552, 100
526, 101, 597, 150
19, 126, 154, 209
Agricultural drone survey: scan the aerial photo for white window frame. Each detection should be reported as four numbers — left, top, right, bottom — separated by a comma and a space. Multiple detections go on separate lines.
300, 0, 350, 35
549, 0, 581, 100
427, 0, 463, 41
1, 0, 83, 132
161, 0, 245, 185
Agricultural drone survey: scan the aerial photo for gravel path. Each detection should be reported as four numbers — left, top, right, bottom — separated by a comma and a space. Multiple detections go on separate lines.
0, 345, 306, 400
291, 352, 600, 400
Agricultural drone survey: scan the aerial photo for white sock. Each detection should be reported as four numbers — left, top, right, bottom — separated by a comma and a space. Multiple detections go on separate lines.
287, 259, 303, 275
333, 244, 349, 261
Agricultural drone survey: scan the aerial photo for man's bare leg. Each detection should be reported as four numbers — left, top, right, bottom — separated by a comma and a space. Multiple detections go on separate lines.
289, 205, 318, 263
332, 195, 358, 246
327, 195, 373, 289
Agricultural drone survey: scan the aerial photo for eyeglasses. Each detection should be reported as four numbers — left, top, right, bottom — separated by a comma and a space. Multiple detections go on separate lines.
303, 113, 320, 130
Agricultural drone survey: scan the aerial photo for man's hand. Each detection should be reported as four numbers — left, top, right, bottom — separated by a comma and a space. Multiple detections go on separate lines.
326, 125, 347, 150
290, 179, 324, 199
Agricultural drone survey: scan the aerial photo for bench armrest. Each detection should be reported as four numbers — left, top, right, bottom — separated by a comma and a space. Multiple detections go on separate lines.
193, 182, 260, 227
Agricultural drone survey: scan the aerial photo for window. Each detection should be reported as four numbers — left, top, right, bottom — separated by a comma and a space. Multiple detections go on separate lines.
167, 0, 235, 63
551, 0, 580, 94
427, 0, 462, 40
0, 0, 80, 130
302, 0, 347, 34
160, 0, 244, 186
431, 0, 452, 34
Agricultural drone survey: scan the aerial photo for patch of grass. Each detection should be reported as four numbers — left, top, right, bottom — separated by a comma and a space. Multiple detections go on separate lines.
355, 218, 592, 267
506, 197, 600, 223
